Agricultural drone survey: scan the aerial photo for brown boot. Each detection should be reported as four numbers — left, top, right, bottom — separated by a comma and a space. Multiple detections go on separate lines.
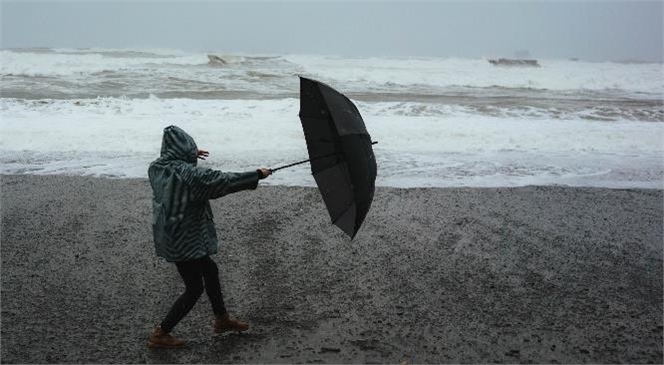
214, 312, 249, 334
147, 325, 185, 348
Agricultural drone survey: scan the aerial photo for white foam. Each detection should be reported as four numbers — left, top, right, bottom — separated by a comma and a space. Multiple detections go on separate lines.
359, 103, 663, 155
0, 49, 207, 77
3, 49, 662, 96
286, 55, 664, 95
1, 97, 662, 188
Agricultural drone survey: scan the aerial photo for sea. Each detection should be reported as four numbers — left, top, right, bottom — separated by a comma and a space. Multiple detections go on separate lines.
1, 48, 662, 188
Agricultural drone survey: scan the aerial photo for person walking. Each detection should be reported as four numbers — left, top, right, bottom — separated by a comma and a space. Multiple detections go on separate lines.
146, 125, 271, 348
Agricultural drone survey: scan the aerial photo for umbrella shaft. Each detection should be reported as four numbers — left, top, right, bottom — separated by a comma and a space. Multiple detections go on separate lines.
271, 158, 314, 172
272, 141, 377, 172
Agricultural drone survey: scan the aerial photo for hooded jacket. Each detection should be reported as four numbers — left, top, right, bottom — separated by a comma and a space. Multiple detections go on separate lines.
148, 125, 260, 262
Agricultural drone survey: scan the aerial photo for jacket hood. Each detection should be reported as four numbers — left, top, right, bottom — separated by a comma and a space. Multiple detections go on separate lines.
160, 125, 198, 164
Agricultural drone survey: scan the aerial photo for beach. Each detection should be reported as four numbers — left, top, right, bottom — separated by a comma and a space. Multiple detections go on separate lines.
1, 174, 662, 363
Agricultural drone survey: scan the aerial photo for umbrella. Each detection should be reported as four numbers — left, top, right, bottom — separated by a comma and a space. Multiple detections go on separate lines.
274, 77, 377, 239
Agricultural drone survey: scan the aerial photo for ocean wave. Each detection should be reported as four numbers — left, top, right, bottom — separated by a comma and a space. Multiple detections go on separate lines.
2, 110, 662, 188
1, 48, 661, 123
2, 93, 662, 188
2, 96, 662, 153
358, 100, 663, 122
3, 48, 661, 95
2, 93, 661, 123
0, 49, 208, 77
284, 54, 664, 94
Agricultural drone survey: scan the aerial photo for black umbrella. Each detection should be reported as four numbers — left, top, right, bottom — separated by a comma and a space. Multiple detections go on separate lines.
273, 77, 377, 239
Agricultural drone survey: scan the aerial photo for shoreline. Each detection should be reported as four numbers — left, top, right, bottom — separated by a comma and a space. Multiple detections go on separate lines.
1, 174, 662, 363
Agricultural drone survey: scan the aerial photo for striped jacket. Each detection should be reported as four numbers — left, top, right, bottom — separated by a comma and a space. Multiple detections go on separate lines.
148, 125, 260, 262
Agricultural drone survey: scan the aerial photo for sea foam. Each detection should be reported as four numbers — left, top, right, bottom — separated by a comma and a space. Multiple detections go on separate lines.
1, 96, 662, 188
1, 48, 662, 188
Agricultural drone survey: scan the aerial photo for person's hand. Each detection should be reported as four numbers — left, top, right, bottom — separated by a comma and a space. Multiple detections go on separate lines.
197, 149, 209, 160
257, 168, 272, 179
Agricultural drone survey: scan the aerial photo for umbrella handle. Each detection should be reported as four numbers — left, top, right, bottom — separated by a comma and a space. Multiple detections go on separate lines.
271, 141, 378, 173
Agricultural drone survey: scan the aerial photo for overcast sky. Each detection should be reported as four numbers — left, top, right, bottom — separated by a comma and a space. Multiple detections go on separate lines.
1, 1, 662, 61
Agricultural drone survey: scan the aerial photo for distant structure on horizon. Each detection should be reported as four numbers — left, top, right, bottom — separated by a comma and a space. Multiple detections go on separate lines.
488, 58, 541, 67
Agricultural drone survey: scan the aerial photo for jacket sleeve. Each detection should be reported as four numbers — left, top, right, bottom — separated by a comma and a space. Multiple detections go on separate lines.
184, 165, 261, 201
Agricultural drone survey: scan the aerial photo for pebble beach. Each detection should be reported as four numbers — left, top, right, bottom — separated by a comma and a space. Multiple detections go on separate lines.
1, 174, 662, 363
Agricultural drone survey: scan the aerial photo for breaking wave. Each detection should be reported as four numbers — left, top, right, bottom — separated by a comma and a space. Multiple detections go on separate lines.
1, 48, 662, 188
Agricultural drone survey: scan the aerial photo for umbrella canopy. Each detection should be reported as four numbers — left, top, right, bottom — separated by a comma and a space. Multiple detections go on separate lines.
298, 76, 377, 239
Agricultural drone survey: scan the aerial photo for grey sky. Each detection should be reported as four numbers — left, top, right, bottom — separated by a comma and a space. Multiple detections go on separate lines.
1, 1, 662, 61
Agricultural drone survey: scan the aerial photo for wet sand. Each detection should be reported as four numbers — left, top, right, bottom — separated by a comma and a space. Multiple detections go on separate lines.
1, 174, 662, 363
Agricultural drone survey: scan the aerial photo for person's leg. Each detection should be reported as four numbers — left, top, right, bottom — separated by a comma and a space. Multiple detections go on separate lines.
199, 256, 227, 316
148, 259, 205, 347
160, 259, 205, 332
199, 256, 250, 333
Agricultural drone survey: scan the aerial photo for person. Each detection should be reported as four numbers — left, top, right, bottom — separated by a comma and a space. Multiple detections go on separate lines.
146, 125, 271, 348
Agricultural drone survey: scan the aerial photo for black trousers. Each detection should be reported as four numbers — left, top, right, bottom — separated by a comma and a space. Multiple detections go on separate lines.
160, 256, 227, 332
